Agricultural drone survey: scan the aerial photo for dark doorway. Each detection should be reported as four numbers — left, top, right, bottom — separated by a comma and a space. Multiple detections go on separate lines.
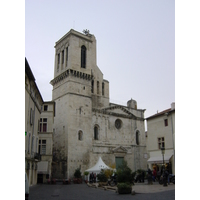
37, 174, 43, 184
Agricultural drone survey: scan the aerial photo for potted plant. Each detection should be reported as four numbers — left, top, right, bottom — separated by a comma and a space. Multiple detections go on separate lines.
116, 161, 133, 194
74, 168, 82, 184
97, 169, 108, 186
117, 183, 132, 194
84, 171, 89, 183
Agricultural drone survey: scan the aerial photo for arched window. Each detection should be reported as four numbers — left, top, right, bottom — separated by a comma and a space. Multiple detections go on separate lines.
102, 82, 104, 96
81, 45, 86, 68
136, 131, 140, 145
78, 130, 83, 141
94, 125, 99, 140
97, 81, 99, 94
91, 80, 94, 93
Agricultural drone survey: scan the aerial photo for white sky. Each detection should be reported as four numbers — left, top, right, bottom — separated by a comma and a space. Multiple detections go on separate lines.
25, 0, 175, 120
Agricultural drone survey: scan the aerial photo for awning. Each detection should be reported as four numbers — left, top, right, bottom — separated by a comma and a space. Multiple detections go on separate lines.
147, 154, 173, 164
37, 161, 48, 174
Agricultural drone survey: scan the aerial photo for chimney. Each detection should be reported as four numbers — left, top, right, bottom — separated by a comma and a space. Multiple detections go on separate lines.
171, 102, 175, 110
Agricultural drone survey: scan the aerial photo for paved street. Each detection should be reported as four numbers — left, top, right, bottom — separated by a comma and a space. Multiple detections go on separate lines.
29, 182, 175, 200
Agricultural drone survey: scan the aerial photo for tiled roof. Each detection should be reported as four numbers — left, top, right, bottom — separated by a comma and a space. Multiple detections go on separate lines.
146, 108, 175, 120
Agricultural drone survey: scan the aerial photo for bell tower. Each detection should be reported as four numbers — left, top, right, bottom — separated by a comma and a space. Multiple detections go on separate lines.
50, 29, 109, 178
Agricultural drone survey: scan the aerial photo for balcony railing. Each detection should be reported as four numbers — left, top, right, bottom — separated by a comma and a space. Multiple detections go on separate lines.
34, 153, 41, 161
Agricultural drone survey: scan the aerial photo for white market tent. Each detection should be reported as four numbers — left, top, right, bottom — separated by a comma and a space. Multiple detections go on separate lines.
85, 157, 113, 174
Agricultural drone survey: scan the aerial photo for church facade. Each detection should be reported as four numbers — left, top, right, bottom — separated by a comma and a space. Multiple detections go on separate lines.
50, 29, 147, 179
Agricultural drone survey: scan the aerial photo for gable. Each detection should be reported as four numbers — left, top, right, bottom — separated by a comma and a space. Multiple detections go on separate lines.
112, 146, 128, 153
110, 108, 128, 115
93, 105, 138, 119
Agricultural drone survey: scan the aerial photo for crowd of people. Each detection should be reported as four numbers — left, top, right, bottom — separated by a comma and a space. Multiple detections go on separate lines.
89, 172, 97, 183
148, 163, 173, 185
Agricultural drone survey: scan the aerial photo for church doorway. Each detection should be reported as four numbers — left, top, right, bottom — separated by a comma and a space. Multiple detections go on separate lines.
115, 157, 124, 170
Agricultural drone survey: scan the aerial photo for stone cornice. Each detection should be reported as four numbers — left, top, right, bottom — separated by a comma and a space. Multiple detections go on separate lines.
93, 108, 134, 119
92, 105, 144, 121
50, 69, 93, 86
55, 29, 93, 47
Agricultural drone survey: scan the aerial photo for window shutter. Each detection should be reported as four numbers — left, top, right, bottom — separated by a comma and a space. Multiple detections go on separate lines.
30, 108, 33, 125
28, 133, 31, 153
31, 136, 35, 154
36, 138, 38, 153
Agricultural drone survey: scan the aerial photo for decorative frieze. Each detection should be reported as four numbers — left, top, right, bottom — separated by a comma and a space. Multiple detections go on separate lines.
50, 69, 93, 86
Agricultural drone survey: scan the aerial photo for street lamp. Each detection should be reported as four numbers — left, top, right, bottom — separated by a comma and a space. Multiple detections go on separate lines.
161, 147, 165, 165
161, 147, 167, 186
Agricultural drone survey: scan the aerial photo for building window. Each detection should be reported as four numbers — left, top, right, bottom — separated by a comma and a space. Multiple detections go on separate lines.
115, 119, 122, 129
136, 131, 140, 145
38, 140, 46, 155
164, 119, 168, 126
158, 137, 165, 149
81, 45, 86, 68
66, 47, 68, 67
94, 126, 99, 140
97, 81, 99, 94
40, 118, 47, 132
44, 105, 48, 111
57, 53, 60, 64
57, 53, 60, 72
102, 82, 104, 96
30, 108, 33, 125
78, 130, 83, 141
91, 80, 94, 93
62, 50, 64, 64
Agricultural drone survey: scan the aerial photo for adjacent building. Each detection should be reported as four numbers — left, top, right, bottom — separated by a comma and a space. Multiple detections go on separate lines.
37, 101, 55, 183
25, 58, 43, 186
50, 29, 147, 179
146, 103, 175, 174
25, 58, 55, 185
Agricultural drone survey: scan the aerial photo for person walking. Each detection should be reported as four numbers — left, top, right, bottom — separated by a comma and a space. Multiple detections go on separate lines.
141, 171, 145, 183
147, 168, 153, 184
91, 172, 94, 183
153, 168, 157, 182
94, 173, 96, 183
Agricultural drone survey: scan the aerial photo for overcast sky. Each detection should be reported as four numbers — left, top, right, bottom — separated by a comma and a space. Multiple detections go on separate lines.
25, 0, 175, 121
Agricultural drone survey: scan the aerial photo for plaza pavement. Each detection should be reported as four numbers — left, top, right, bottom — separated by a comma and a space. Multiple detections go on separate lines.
29, 180, 175, 200
132, 181, 175, 193
90, 180, 175, 194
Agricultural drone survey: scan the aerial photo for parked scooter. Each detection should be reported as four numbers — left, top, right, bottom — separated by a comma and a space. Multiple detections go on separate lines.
169, 174, 175, 184
108, 174, 117, 186
159, 173, 175, 184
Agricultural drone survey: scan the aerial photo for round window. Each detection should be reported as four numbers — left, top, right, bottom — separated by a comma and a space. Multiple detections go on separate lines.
115, 119, 122, 129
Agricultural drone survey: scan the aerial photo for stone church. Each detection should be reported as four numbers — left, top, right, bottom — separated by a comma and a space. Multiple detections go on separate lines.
50, 29, 147, 179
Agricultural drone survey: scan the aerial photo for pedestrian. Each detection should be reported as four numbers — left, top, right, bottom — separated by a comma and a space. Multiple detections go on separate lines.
164, 169, 169, 185
89, 173, 92, 183
94, 173, 96, 183
91, 172, 94, 183
153, 168, 157, 182
141, 170, 145, 183
157, 170, 161, 181
147, 168, 153, 184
